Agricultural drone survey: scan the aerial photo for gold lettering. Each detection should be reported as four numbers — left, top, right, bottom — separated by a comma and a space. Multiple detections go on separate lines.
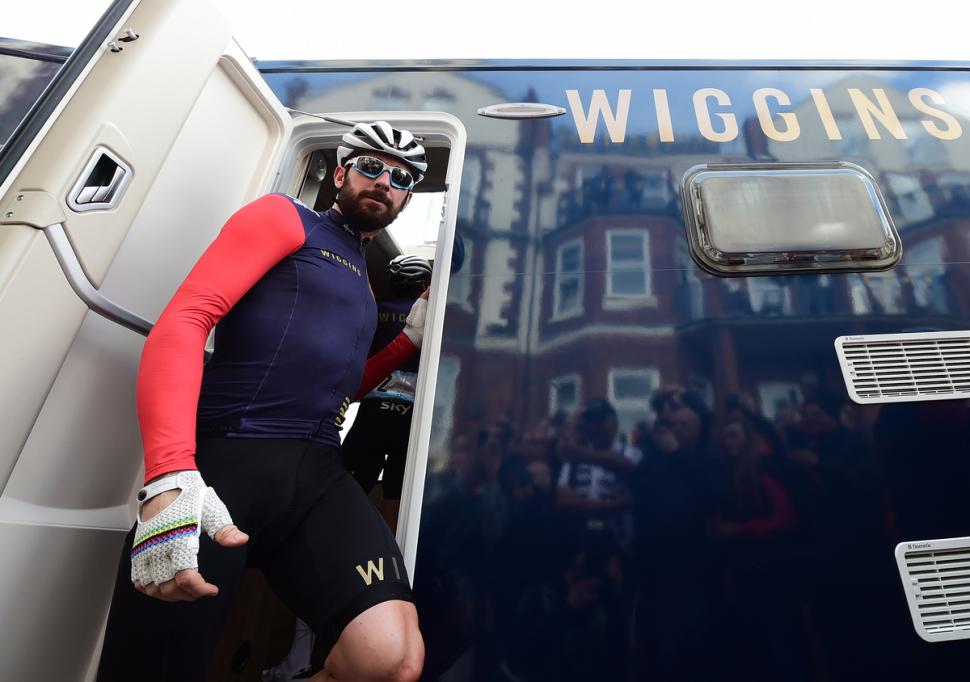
335, 397, 350, 427
566, 89, 632, 143
693, 88, 738, 143
653, 89, 675, 142
810, 89, 842, 140
356, 558, 385, 586
909, 88, 963, 141
753, 88, 800, 142
848, 88, 906, 140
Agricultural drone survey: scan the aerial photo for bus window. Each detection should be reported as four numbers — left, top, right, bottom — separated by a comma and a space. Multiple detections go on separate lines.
683, 162, 901, 275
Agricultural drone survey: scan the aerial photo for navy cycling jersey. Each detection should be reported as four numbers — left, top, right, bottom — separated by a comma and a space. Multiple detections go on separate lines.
197, 200, 376, 445
370, 298, 420, 374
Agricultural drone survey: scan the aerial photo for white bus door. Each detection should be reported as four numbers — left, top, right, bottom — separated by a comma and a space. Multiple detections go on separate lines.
0, 0, 292, 677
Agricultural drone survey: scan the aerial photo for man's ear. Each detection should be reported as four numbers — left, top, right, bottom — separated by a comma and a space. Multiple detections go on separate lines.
403, 191, 413, 209
333, 164, 346, 188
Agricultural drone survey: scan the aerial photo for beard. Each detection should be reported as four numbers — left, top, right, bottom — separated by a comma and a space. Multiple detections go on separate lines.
335, 183, 405, 232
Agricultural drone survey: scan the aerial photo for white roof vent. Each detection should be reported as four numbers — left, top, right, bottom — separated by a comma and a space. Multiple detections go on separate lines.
835, 331, 970, 404
896, 538, 970, 642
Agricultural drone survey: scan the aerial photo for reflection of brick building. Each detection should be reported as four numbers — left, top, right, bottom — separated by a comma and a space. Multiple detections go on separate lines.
442, 148, 970, 452
443, 143, 702, 445
428, 75, 970, 456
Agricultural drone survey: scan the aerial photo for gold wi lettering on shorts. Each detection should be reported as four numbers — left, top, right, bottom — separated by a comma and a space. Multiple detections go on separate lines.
356, 558, 385, 586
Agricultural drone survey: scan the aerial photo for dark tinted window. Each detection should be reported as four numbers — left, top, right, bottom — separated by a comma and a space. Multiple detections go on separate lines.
0, 39, 70, 148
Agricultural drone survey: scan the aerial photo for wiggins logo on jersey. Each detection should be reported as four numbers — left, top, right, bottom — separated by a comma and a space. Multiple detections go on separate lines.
378, 311, 408, 324
320, 249, 362, 277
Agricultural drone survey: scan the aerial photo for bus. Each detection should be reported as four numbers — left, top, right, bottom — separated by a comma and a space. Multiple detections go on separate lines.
3, 1, 970, 679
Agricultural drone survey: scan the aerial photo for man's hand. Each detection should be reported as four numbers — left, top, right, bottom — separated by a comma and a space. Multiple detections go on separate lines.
131, 471, 248, 602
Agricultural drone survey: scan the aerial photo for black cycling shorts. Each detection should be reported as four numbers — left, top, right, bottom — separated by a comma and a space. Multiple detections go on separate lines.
342, 397, 414, 500
97, 438, 412, 682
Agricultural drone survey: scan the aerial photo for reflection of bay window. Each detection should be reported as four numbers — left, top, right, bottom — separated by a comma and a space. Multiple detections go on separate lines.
371, 85, 410, 110
903, 120, 948, 166
429, 356, 460, 457
757, 382, 802, 421
885, 172, 933, 225
608, 368, 660, 436
747, 277, 792, 315
906, 237, 947, 312
446, 240, 473, 309
553, 239, 584, 319
549, 374, 581, 416
457, 155, 481, 223
606, 229, 652, 302
476, 240, 516, 336
848, 273, 904, 314
938, 172, 970, 207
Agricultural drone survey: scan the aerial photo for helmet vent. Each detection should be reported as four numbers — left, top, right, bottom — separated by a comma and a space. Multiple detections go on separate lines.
835, 331, 970, 404
896, 538, 970, 642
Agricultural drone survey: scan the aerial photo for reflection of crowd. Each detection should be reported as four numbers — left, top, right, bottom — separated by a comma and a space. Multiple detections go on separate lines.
414, 380, 949, 681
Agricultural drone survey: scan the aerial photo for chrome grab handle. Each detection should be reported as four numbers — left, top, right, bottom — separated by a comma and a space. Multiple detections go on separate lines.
44, 223, 154, 337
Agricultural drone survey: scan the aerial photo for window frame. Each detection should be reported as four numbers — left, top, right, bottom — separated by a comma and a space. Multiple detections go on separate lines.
549, 373, 582, 416
553, 237, 584, 320
608, 367, 661, 430
605, 228, 655, 304
0, 0, 134, 192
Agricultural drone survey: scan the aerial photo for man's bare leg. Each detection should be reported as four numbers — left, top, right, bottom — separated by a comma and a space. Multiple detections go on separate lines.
311, 599, 423, 682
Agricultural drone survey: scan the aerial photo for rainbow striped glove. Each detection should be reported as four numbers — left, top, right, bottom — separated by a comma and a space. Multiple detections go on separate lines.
130, 471, 233, 586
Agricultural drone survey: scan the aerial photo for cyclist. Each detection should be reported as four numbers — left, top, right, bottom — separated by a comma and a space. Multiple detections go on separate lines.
97, 121, 429, 682
343, 254, 432, 531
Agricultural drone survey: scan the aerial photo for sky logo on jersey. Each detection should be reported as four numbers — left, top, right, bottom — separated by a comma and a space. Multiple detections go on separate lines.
320, 249, 362, 277
380, 400, 412, 415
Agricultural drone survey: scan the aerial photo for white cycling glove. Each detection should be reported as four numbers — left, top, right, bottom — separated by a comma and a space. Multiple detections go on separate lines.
403, 297, 428, 349
130, 470, 234, 586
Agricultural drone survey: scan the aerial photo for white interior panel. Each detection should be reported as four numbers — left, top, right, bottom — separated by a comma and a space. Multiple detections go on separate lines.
0, 2, 292, 679
0, 233, 88, 488
2, 48, 292, 519
0, 524, 124, 679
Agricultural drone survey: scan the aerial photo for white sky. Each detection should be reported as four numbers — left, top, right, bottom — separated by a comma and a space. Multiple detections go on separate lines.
4, 0, 969, 61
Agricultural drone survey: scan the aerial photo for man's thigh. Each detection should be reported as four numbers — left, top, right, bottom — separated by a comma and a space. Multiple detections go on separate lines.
259, 446, 414, 656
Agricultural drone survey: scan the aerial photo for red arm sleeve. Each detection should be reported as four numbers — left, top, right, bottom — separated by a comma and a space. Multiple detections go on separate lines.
137, 194, 305, 483
354, 332, 418, 400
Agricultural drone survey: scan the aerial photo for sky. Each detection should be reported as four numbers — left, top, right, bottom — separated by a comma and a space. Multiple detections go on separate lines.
4, 0, 969, 62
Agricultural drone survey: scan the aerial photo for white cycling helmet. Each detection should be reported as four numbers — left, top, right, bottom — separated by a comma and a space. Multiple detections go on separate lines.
336, 120, 428, 184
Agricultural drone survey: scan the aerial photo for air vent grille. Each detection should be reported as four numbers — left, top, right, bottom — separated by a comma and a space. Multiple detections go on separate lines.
835, 331, 970, 404
896, 538, 970, 642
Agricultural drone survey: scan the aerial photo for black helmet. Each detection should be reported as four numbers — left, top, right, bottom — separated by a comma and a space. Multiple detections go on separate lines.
387, 255, 432, 293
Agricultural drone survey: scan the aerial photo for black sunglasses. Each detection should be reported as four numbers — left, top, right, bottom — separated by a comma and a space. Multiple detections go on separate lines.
346, 155, 416, 190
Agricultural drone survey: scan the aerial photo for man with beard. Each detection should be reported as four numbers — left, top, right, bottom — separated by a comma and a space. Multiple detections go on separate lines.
97, 121, 428, 682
